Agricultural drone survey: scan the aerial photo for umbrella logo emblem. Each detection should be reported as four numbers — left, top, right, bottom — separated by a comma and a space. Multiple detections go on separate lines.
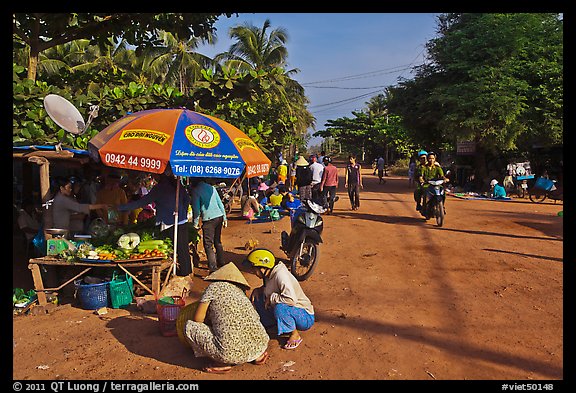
234, 137, 259, 151
185, 125, 220, 149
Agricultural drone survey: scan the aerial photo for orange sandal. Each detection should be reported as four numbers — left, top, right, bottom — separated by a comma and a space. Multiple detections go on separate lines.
252, 351, 269, 365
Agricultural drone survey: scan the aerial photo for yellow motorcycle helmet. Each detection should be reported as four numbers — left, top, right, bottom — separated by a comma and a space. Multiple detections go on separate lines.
246, 248, 276, 269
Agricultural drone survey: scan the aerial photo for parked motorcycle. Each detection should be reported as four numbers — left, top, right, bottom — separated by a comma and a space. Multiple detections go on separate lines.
280, 199, 325, 281
529, 177, 563, 204
423, 179, 446, 227
214, 182, 243, 215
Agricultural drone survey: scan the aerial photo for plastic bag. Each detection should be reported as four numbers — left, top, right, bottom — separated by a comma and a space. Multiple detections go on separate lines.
32, 225, 46, 255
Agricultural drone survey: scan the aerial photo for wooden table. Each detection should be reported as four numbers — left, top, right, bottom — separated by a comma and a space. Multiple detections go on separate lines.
28, 256, 173, 307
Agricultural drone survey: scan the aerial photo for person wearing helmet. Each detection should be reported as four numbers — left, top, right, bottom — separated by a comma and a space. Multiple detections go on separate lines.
246, 249, 315, 350
319, 156, 339, 214
413, 150, 429, 212
490, 179, 507, 199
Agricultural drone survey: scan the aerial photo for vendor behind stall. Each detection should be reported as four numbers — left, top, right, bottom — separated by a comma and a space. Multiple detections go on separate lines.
51, 176, 109, 237
95, 172, 129, 225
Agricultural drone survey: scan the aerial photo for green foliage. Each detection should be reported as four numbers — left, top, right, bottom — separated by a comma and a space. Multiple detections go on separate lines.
12, 14, 312, 158
388, 13, 563, 156
13, 63, 186, 148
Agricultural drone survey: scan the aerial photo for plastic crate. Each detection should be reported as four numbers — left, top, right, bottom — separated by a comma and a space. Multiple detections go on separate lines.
109, 273, 134, 309
75, 280, 109, 310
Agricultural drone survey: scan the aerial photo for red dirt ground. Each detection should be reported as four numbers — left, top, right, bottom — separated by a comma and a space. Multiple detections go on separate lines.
12, 163, 566, 387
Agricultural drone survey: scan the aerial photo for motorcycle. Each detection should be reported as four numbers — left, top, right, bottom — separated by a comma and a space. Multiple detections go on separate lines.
214, 181, 243, 215
280, 199, 325, 281
529, 177, 563, 204
423, 179, 446, 227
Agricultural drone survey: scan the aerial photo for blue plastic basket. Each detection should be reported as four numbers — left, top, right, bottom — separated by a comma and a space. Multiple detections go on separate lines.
534, 177, 554, 191
75, 280, 110, 310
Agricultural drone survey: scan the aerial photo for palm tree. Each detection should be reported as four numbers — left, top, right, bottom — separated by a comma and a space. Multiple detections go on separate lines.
214, 19, 315, 155
219, 18, 289, 72
145, 31, 216, 94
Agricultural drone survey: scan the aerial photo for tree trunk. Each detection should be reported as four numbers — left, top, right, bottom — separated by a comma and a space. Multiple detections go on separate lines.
473, 145, 488, 191
27, 46, 39, 81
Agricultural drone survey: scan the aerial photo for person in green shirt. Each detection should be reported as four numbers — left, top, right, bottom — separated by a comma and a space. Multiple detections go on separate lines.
419, 152, 447, 214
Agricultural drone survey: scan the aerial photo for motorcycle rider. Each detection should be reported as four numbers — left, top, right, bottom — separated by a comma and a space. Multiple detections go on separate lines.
413, 150, 429, 213
419, 152, 448, 216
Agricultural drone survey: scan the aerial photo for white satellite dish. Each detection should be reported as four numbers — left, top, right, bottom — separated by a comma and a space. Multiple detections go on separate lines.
43, 94, 86, 135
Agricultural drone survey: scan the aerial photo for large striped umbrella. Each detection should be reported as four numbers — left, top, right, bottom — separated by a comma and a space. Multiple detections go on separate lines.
87, 108, 271, 277
87, 108, 271, 178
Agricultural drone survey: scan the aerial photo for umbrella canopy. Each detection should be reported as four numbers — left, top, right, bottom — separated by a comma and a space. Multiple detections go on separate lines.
88, 108, 271, 178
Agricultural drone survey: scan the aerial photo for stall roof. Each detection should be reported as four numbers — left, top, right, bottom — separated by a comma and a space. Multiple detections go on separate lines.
13, 145, 90, 163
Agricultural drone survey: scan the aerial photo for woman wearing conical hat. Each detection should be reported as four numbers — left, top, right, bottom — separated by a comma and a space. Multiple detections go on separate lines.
183, 262, 270, 373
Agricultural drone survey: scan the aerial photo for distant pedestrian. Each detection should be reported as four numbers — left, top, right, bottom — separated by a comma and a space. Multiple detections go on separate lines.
377, 155, 386, 184
319, 156, 339, 214
288, 158, 298, 192
344, 154, 363, 210
277, 159, 288, 184
295, 156, 313, 201
308, 155, 324, 202
318, 151, 326, 167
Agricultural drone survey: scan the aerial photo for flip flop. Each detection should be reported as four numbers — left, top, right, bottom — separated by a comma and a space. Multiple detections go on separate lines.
252, 351, 269, 365
202, 364, 232, 374
283, 338, 303, 350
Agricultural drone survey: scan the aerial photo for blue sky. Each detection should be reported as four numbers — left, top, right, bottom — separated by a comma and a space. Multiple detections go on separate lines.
196, 13, 441, 147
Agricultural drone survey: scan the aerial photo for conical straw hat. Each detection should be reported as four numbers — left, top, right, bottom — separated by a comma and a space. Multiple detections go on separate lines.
204, 262, 251, 290
295, 156, 309, 166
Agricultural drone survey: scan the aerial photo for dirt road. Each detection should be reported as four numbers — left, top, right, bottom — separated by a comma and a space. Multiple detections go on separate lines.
12, 163, 565, 384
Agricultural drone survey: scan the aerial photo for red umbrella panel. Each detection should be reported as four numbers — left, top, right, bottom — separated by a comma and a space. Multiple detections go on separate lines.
88, 109, 271, 178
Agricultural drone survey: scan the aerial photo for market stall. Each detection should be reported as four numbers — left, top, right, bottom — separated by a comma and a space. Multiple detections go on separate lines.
28, 255, 172, 307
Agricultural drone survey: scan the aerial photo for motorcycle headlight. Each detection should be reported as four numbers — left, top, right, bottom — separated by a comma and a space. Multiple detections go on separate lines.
297, 214, 306, 224
314, 219, 323, 227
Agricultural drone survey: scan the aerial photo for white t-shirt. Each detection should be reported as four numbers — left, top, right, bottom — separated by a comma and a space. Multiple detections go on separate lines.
309, 162, 324, 185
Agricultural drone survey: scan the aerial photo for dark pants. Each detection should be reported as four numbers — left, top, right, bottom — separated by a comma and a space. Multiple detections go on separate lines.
201, 215, 225, 272
347, 184, 360, 208
161, 223, 192, 276
322, 186, 337, 212
311, 183, 322, 202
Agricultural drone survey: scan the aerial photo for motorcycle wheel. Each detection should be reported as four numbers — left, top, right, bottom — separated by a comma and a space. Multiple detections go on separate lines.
435, 201, 445, 227
529, 191, 547, 203
225, 201, 233, 215
290, 239, 319, 281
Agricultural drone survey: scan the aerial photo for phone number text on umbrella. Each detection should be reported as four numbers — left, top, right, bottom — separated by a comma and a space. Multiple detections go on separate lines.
173, 163, 242, 177
104, 153, 163, 171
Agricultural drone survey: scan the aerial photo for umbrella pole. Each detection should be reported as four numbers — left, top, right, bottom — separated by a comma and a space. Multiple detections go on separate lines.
172, 176, 180, 276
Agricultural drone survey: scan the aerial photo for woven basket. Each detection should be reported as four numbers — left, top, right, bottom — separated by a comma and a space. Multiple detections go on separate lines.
75, 279, 109, 310
176, 302, 199, 345
109, 272, 134, 309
